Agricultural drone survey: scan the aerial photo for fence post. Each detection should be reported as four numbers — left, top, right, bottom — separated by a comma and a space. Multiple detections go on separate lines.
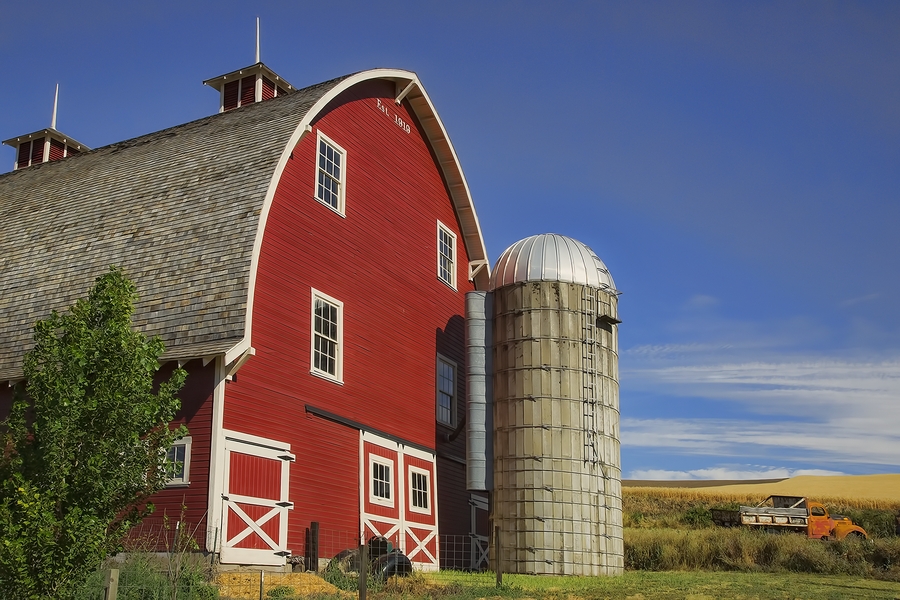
104, 567, 119, 600
259, 570, 265, 600
358, 541, 367, 600
494, 525, 502, 588
309, 521, 320, 572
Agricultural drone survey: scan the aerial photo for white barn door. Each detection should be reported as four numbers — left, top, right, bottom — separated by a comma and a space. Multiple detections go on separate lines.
220, 431, 295, 565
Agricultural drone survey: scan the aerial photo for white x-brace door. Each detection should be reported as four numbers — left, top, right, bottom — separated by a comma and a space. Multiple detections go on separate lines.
360, 432, 439, 571
220, 431, 295, 565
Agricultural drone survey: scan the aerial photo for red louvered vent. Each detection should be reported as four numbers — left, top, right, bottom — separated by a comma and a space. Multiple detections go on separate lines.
49, 138, 65, 161
67, 145, 80, 155
240, 75, 255, 107
30, 138, 44, 165
17, 143, 30, 169
224, 81, 239, 111
262, 76, 275, 101
277, 86, 287, 97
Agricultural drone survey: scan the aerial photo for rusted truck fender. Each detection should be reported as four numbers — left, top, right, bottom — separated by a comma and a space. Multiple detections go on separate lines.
830, 517, 868, 540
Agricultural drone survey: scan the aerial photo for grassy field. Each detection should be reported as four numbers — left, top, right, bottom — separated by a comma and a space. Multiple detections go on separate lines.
623, 481, 900, 537
273, 570, 900, 599
428, 570, 900, 599
637, 474, 900, 502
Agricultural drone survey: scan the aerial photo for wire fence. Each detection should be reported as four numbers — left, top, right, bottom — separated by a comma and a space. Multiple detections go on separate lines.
439, 534, 490, 571
85, 524, 493, 599
120, 519, 213, 553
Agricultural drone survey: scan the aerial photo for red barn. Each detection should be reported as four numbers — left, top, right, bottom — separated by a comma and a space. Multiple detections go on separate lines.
0, 65, 490, 570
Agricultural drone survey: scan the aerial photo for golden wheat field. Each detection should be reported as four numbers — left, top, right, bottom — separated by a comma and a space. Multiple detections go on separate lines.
626, 474, 900, 504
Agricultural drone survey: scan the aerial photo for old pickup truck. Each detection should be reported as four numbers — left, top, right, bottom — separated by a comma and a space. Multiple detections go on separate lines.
711, 495, 868, 540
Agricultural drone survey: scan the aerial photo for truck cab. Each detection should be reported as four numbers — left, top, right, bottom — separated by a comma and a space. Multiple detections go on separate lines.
807, 501, 867, 540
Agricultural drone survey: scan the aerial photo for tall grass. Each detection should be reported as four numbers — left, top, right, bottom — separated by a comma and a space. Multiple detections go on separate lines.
625, 527, 900, 580
623, 487, 900, 537
72, 553, 217, 599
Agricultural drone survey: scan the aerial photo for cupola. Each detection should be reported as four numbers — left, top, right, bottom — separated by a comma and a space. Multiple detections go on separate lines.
202, 19, 293, 112
2, 85, 89, 170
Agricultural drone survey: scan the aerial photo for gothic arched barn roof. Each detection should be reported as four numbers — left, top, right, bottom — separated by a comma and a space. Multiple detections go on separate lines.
0, 69, 489, 381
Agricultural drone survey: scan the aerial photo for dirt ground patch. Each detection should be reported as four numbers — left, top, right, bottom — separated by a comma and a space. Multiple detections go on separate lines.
214, 571, 343, 599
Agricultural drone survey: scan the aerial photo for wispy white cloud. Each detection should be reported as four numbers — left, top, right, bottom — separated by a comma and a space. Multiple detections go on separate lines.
627, 466, 846, 480
622, 416, 900, 467
626, 358, 900, 417
684, 294, 719, 310
621, 354, 900, 468
840, 293, 880, 308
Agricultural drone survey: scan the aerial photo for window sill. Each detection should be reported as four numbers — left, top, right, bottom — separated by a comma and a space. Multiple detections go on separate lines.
437, 277, 457, 292
165, 482, 191, 489
313, 196, 346, 218
310, 369, 344, 385
369, 496, 394, 509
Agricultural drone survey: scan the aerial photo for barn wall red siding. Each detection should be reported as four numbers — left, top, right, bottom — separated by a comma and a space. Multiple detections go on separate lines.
223, 78, 477, 555
148, 359, 215, 546
289, 416, 360, 553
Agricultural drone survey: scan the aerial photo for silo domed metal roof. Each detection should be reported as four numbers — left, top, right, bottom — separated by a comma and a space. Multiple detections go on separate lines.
490, 233, 617, 291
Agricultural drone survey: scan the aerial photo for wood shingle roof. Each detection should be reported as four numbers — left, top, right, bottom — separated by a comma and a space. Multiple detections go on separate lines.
0, 75, 350, 380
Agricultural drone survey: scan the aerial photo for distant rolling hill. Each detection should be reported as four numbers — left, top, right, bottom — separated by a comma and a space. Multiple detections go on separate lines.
624, 474, 900, 501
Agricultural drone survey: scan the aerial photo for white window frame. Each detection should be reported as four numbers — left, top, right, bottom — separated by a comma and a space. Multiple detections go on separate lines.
165, 435, 192, 487
310, 289, 344, 384
315, 130, 347, 217
436, 355, 457, 427
437, 221, 457, 289
408, 465, 431, 515
369, 454, 394, 508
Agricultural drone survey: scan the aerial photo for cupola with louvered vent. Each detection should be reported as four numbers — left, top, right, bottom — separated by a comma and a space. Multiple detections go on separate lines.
203, 19, 293, 112
2, 85, 89, 171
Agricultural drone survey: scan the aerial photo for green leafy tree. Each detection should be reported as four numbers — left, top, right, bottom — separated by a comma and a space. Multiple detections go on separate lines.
0, 266, 187, 599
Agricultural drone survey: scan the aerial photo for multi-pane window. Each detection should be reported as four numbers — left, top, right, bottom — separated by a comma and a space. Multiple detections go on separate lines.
437, 222, 456, 288
165, 436, 192, 486
437, 357, 456, 426
409, 468, 430, 514
316, 131, 346, 215
311, 290, 342, 382
370, 456, 393, 507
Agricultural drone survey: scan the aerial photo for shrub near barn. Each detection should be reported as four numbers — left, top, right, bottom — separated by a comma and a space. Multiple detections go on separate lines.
0, 267, 186, 600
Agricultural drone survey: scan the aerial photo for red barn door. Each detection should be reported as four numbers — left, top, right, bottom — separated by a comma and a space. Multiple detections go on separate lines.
360, 432, 439, 571
220, 431, 295, 565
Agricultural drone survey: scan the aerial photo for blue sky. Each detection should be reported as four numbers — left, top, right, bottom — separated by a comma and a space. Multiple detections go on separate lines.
3, 1, 898, 479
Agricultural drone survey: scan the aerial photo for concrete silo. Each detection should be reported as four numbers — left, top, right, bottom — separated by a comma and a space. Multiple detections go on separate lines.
475, 233, 623, 576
